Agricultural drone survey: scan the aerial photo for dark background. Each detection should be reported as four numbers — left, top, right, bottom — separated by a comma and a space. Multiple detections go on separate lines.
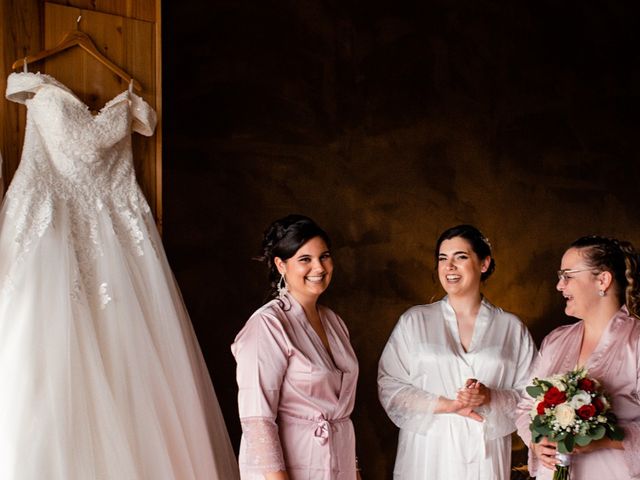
162, 1, 640, 477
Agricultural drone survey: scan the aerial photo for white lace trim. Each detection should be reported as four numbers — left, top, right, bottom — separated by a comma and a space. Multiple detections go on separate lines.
4, 72, 158, 307
240, 417, 286, 473
622, 421, 640, 476
379, 383, 438, 434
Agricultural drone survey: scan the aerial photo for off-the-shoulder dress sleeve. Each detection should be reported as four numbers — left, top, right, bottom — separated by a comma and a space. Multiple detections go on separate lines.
377, 315, 439, 435
130, 92, 157, 136
5, 72, 46, 103
232, 311, 290, 475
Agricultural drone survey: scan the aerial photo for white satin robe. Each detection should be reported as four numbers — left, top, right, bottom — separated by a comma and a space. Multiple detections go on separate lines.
378, 297, 536, 480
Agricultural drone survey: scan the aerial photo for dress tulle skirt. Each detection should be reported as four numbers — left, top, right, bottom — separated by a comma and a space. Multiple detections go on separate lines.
0, 204, 239, 479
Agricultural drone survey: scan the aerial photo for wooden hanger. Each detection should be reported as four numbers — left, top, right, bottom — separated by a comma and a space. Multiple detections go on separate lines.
12, 16, 142, 91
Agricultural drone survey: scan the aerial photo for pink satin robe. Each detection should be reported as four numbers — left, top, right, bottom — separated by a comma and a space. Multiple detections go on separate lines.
516, 307, 640, 479
232, 293, 358, 480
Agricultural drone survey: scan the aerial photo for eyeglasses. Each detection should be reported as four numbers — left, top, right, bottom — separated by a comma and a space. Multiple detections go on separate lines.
557, 268, 596, 282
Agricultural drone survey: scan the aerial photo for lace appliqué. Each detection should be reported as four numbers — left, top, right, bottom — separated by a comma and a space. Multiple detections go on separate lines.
622, 421, 640, 476
98, 283, 112, 309
484, 388, 519, 440
239, 417, 286, 474
3, 72, 157, 307
379, 385, 438, 434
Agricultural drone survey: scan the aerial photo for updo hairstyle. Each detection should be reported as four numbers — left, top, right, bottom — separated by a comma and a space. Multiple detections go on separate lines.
434, 224, 496, 281
570, 235, 640, 318
256, 214, 331, 299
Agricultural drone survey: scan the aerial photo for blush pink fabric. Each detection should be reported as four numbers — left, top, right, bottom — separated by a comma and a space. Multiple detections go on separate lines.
232, 293, 359, 480
516, 307, 640, 479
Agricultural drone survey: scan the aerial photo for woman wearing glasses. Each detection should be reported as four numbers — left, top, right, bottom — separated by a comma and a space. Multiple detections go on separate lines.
378, 225, 536, 479
516, 235, 640, 479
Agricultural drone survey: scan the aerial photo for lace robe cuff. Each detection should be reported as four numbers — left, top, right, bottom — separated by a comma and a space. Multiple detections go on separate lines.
484, 388, 518, 440
527, 445, 540, 477
381, 385, 438, 435
240, 417, 286, 474
622, 421, 640, 476
515, 401, 539, 477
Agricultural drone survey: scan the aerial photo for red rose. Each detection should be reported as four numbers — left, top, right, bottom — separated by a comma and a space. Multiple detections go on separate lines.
537, 401, 549, 415
593, 398, 604, 413
577, 404, 596, 420
543, 387, 567, 406
578, 378, 597, 393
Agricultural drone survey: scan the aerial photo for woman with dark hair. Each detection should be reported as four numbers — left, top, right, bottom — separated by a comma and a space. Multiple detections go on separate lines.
516, 236, 640, 479
378, 224, 536, 479
232, 215, 360, 480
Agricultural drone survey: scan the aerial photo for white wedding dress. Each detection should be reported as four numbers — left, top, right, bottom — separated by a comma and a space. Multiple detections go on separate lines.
0, 72, 239, 480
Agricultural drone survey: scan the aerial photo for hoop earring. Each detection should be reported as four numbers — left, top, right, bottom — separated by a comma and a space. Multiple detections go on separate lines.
598, 289, 606, 297
277, 274, 288, 299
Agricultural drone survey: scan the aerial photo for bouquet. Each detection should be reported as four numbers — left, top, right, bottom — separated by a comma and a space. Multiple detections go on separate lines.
526, 367, 624, 480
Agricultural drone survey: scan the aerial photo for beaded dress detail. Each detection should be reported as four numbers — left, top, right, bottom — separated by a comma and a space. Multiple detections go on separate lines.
0, 72, 239, 480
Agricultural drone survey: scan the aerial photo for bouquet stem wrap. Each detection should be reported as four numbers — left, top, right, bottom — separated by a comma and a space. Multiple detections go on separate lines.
554, 452, 571, 480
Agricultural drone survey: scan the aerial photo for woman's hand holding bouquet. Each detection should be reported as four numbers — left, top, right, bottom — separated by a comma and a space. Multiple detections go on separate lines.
527, 368, 624, 480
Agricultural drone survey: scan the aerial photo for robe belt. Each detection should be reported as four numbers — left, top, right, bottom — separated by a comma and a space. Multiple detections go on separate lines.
279, 413, 350, 446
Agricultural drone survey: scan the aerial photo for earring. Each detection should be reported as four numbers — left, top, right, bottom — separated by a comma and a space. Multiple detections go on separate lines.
598, 289, 606, 297
277, 274, 288, 299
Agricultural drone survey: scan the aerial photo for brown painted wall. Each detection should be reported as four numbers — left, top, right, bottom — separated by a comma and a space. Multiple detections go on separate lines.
162, 2, 640, 477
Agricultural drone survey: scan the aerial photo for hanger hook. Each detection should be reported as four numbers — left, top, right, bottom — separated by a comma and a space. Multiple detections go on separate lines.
23, 57, 28, 73
76, 15, 82, 30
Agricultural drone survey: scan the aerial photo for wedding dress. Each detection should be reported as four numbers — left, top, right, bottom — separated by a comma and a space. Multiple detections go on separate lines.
0, 72, 239, 480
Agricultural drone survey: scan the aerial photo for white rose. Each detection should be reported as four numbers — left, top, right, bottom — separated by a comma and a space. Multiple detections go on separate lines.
529, 403, 539, 419
555, 403, 576, 428
569, 391, 592, 409
549, 374, 567, 391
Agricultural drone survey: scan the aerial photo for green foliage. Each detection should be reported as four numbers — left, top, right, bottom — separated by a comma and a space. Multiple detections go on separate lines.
526, 385, 543, 398
526, 367, 625, 457
531, 430, 542, 443
553, 466, 570, 480
552, 431, 567, 441
575, 435, 591, 446
556, 435, 574, 454
609, 426, 625, 441
591, 425, 605, 440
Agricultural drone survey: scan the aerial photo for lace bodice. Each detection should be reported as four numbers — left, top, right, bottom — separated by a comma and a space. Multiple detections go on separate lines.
3, 72, 157, 305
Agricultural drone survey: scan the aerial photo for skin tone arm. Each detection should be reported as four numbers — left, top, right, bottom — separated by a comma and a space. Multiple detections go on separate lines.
456, 378, 491, 407
265, 472, 289, 480
431, 379, 491, 422
437, 398, 484, 422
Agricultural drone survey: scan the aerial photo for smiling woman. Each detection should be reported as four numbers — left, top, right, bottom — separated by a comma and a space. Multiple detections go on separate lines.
378, 224, 536, 480
231, 215, 361, 480
273, 236, 334, 308
516, 235, 640, 480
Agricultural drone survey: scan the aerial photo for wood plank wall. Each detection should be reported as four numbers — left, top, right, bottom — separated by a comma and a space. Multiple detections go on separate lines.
0, 0, 42, 191
0, 0, 162, 226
